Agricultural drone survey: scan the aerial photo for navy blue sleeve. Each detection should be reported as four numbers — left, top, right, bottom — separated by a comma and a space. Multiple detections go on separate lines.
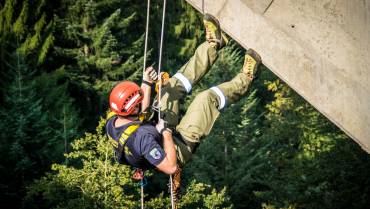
140, 134, 166, 166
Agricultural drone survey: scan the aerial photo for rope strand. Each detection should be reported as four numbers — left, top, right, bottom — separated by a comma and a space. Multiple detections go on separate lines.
156, 1, 175, 208
143, 0, 151, 74
141, 179, 144, 209
157, 0, 166, 121
141, 1, 151, 209
170, 174, 175, 209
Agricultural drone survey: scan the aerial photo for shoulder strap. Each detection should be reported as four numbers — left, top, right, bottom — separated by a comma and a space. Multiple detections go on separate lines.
111, 122, 141, 162
107, 116, 142, 164
118, 124, 140, 146
107, 111, 117, 120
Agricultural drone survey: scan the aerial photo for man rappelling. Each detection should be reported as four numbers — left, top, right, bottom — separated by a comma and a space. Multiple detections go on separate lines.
106, 13, 261, 204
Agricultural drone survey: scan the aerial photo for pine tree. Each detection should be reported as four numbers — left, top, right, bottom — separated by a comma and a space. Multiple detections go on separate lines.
253, 78, 370, 209
0, 0, 55, 101
0, 46, 80, 208
0, 0, 54, 66
33, 69, 81, 163
0, 48, 50, 207
51, 0, 151, 129
220, 71, 370, 209
53, 0, 146, 91
162, 0, 204, 71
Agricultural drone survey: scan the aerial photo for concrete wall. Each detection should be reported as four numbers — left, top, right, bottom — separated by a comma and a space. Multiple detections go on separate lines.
186, 0, 370, 153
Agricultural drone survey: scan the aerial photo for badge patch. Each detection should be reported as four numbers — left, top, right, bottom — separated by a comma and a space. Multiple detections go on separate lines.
149, 148, 162, 160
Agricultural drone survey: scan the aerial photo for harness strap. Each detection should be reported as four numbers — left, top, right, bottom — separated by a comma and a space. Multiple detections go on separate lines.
118, 124, 140, 158
118, 124, 140, 145
108, 121, 141, 163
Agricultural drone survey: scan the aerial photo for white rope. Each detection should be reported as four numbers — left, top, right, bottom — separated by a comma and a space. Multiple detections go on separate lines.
142, 0, 151, 74
156, 1, 175, 208
141, 2, 151, 209
141, 179, 144, 209
157, 0, 166, 121
170, 174, 175, 209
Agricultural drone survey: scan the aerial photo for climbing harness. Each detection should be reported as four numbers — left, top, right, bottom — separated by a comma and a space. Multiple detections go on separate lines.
107, 114, 146, 209
108, 121, 141, 162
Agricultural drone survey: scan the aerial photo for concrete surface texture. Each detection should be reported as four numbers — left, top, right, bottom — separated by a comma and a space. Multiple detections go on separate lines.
186, 0, 370, 153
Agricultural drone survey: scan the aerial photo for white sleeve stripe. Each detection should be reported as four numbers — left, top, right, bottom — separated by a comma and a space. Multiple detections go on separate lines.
173, 73, 192, 93
210, 87, 227, 110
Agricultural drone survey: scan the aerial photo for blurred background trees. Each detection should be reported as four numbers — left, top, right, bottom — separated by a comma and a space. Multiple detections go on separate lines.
0, 0, 369, 208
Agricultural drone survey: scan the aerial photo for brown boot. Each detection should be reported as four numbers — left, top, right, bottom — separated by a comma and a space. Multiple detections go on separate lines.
203, 13, 228, 49
242, 49, 262, 80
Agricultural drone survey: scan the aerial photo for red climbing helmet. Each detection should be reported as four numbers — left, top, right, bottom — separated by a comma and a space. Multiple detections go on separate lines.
109, 81, 143, 116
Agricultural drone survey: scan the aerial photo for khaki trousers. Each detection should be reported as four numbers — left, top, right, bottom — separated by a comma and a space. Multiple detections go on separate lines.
159, 42, 252, 166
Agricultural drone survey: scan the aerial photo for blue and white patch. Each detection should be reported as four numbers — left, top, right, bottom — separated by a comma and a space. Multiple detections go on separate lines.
149, 148, 162, 160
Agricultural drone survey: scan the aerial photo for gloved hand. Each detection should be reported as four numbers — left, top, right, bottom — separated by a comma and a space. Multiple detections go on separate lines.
143, 66, 158, 84
156, 119, 172, 134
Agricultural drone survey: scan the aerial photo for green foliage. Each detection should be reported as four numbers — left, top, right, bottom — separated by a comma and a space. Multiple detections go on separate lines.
51, 0, 152, 130
245, 78, 370, 209
34, 69, 81, 158
0, 46, 80, 208
54, 0, 145, 92
0, 0, 54, 66
24, 117, 232, 209
0, 50, 48, 206
183, 41, 263, 208
183, 41, 370, 209
25, 118, 139, 209
180, 181, 232, 209
1, 1, 370, 209
163, 0, 203, 71
0, 0, 55, 99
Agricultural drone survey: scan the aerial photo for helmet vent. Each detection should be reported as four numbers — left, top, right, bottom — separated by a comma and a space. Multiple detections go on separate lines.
124, 94, 141, 111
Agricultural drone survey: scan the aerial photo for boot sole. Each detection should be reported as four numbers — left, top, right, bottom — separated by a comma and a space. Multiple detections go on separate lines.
246, 48, 262, 64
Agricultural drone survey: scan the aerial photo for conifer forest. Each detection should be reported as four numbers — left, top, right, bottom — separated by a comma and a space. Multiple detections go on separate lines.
1, 0, 370, 208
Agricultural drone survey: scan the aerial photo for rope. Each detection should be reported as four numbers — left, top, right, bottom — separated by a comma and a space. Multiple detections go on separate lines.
140, 2, 151, 209
156, 1, 175, 208
139, 177, 148, 209
143, 0, 151, 74
140, 177, 148, 207
157, 0, 166, 121
170, 174, 175, 209
141, 180, 144, 209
